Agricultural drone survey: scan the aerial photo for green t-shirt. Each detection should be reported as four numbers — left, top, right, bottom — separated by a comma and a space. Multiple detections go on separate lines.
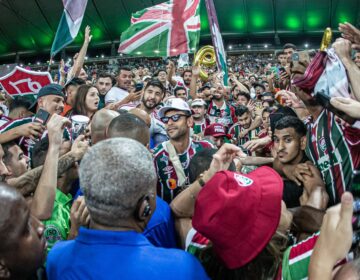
43, 189, 72, 252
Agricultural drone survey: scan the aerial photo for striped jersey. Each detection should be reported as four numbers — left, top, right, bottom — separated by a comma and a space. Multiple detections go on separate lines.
0, 117, 71, 164
153, 139, 213, 203
280, 232, 319, 280
207, 100, 236, 128
228, 122, 261, 146
193, 118, 209, 134
305, 110, 360, 205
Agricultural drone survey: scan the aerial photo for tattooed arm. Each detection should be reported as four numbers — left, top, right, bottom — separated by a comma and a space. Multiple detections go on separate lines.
7, 136, 89, 196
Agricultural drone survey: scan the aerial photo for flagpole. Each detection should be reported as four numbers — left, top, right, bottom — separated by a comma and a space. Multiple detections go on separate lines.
204, 0, 228, 85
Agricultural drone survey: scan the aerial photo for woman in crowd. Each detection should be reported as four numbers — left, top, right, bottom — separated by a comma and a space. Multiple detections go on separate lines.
68, 84, 100, 119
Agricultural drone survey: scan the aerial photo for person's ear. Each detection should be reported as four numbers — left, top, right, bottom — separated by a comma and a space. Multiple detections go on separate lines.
300, 135, 307, 151
187, 116, 194, 128
135, 196, 152, 221
0, 259, 10, 279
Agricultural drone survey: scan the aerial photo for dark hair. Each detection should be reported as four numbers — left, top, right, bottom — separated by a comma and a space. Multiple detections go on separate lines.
235, 105, 249, 117
269, 107, 298, 133
181, 70, 192, 78
235, 91, 250, 101
274, 116, 307, 137
283, 43, 297, 51
107, 113, 150, 146
276, 50, 285, 58
154, 69, 167, 77
174, 87, 187, 97
2, 141, 18, 164
144, 79, 166, 94
65, 77, 85, 91
118, 66, 132, 73
189, 148, 235, 183
9, 97, 32, 112
31, 137, 50, 168
97, 72, 116, 86
72, 84, 98, 117
262, 107, 273, 116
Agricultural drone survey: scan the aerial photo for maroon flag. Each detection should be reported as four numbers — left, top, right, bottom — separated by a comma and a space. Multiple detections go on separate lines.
0, 66, 53, 98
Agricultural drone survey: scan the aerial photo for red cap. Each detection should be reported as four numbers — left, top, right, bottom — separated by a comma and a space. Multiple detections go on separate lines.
204, 123, 228, 138
192, 167, 283, 269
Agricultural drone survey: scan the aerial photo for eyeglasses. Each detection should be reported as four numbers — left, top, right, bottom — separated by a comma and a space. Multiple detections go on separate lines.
161, 114, 189, 124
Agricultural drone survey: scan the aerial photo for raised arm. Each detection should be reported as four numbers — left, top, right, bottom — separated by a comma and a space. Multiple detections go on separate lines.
30, 114, 71, 220
7, 136, 89, 196
333, 38, 360, 101
68, 26, 92, 79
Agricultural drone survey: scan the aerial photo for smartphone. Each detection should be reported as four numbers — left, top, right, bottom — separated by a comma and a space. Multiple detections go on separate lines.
34, 108, 50, 126
278, 67, 286, 74
315, 90, 355, 124
135, 83, 144, 92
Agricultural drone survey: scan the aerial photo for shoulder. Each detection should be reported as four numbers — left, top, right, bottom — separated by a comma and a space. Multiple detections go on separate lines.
47, 239, 74, 264
153, 142, 167, 158
192, 140, 214, 149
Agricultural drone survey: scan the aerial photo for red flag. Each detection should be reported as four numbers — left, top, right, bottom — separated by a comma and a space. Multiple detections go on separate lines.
0, 66, 53, 98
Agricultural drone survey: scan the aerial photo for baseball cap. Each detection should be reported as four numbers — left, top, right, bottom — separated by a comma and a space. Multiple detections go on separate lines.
191, 99, 206, 107
158, 98, 192, 119
204, 123, 230, 138
29, 84, 65, 112
192, 167, 283, 269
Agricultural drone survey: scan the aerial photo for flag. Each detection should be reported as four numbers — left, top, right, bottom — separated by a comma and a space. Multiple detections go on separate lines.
118, 0, 201, 57
0, 66, 53, 98
51, 0, 88, 57
205, 0, 228, 85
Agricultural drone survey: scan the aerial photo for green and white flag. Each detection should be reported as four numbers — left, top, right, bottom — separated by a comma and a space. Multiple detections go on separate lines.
118, 0, 201, 57
205, 0, 228, 85
51, 0, 88, 57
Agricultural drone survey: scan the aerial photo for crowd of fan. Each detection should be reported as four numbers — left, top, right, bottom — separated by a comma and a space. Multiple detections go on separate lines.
0, 22, 360, 280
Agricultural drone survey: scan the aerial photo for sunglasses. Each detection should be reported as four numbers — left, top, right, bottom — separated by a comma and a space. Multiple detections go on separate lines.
161, 114, 189, 124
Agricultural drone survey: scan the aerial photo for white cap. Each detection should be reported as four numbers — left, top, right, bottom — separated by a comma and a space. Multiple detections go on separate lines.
142, 75, 152, 81
158, 98, 192, 119
191, 99, 206, 107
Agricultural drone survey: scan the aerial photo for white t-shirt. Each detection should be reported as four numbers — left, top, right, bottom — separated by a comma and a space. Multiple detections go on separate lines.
105, 87, 129, 104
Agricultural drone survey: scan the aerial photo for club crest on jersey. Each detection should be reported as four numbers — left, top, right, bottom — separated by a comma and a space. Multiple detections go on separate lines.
234, 173, 253, 187
318, 137, 327, 152
167, 178, 177, 190
162, 166, 174, 175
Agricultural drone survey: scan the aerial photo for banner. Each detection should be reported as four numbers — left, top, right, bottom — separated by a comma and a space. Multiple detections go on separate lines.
205, 0, 228, 85
118, 0, 201, 57
51, 0, 88, 57
0, 66, 53, 98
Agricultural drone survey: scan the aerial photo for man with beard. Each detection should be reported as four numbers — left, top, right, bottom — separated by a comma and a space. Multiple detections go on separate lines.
206, 83, 237, 129
154, 98, 213, 203
96, 73, 115, 109
138, 80, 168, 147
229, 105, 261, 147
191, 99, 209, 135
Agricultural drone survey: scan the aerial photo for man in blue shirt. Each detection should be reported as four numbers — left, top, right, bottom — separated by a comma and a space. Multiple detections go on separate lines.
46, 138, 208, 280
107, 112, 177, 248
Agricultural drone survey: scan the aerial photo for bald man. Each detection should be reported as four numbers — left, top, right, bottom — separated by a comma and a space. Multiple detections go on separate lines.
0, 183, 46, 279
90, 109, 120, 145
107, 113, 150, 146
129, 108, 151, 128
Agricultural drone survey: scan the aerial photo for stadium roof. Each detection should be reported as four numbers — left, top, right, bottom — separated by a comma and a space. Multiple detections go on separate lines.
0, 0, 358, 59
